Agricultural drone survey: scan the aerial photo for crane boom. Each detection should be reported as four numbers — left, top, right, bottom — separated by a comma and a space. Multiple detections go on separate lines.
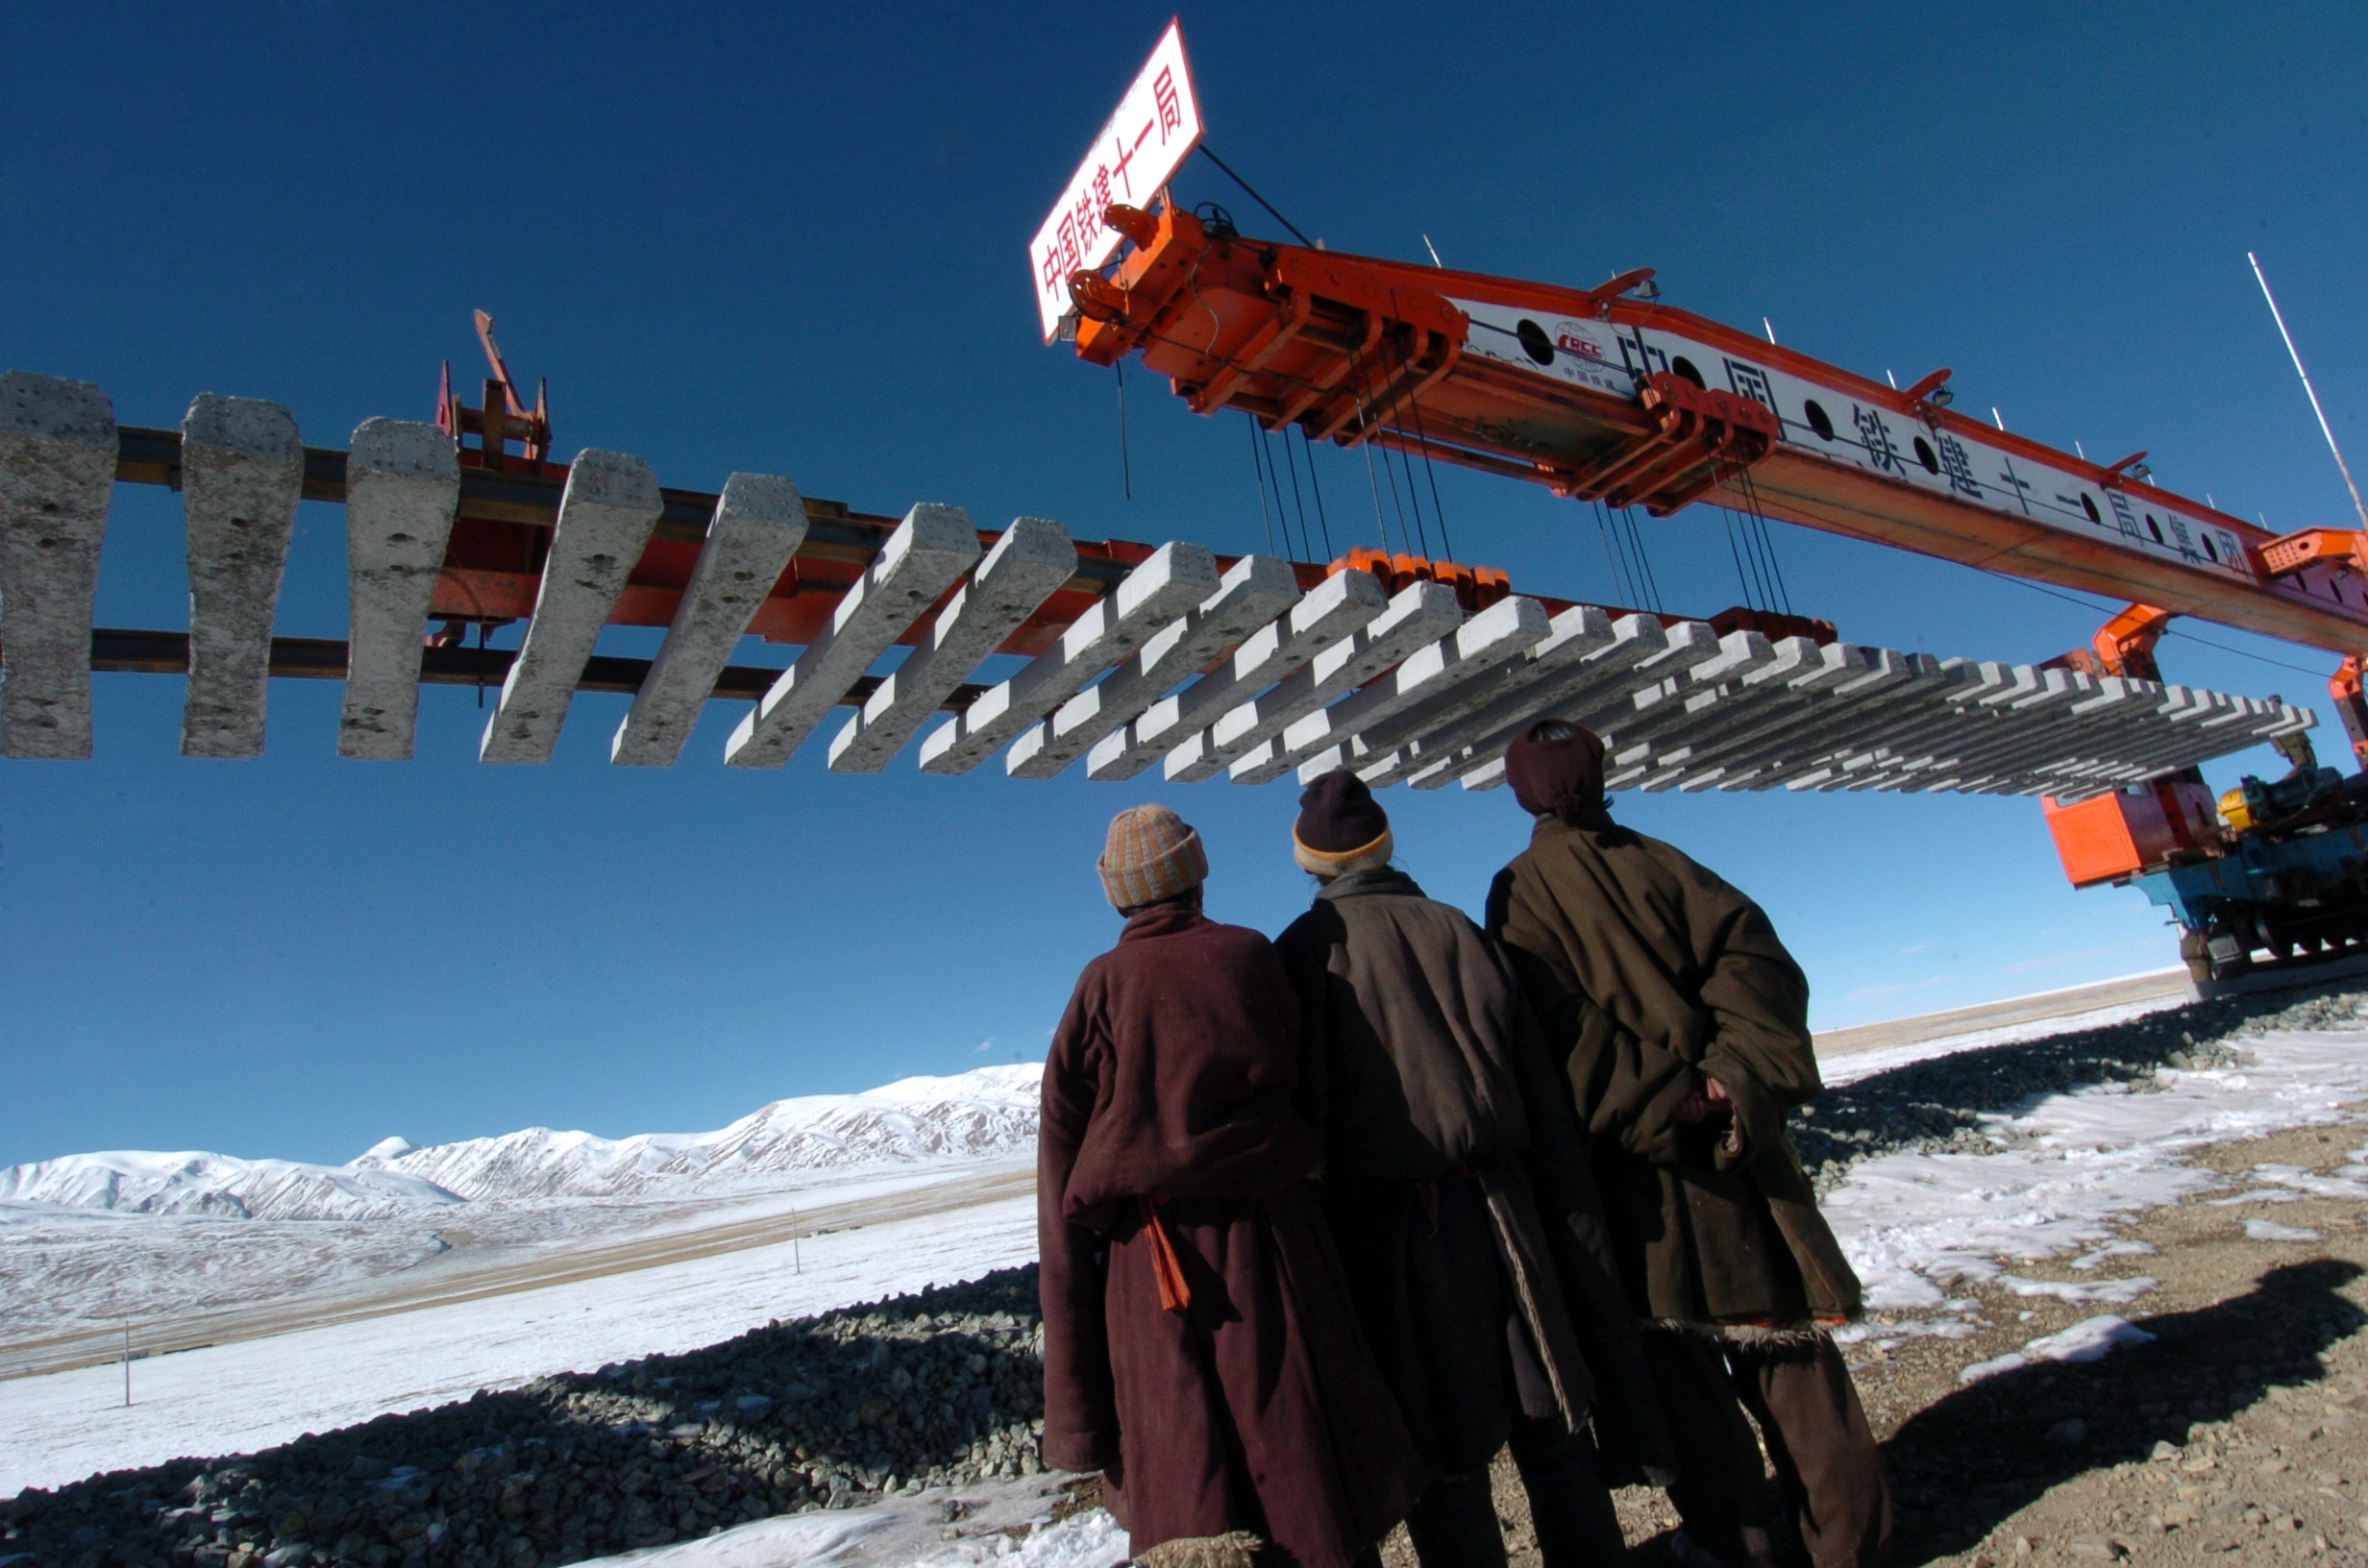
1067, 204, 2368, 654
1058, 200, 2368, 989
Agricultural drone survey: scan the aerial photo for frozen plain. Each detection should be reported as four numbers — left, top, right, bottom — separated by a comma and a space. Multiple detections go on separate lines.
1, 1067, 1046, 1368
10, 992, 2368, 1568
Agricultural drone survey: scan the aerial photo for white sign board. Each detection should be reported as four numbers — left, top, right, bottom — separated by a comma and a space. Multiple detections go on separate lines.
1028, 20, 1203, 341
1447, 294, 2254, 579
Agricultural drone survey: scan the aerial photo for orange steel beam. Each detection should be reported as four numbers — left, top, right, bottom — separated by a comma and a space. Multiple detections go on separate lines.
111, 424, 1186, 662
114, 426, 1713, 664
2257, 527, 2368, 579
1064, 207, 2368, 657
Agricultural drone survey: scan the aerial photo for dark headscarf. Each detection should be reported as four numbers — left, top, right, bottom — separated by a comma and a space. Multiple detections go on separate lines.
1502, 718, 1610, 826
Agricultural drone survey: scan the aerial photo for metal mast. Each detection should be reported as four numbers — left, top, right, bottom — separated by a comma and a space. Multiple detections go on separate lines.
2250, 251, 2368, 533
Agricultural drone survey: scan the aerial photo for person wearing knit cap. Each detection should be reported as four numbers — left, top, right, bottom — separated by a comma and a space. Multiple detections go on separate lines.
1039, 803, 1425, 1568
1275, 772, 1673, 1568
1097, 801, 1211, 911
1292, 769, 1395, 877
1485, 721, 1891, 1568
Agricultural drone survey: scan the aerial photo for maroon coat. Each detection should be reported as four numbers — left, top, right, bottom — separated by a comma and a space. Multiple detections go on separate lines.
1039, 902, 1425, 1568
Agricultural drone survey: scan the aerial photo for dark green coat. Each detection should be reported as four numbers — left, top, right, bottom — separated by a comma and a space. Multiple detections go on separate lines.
1485, 815, 1862, 1331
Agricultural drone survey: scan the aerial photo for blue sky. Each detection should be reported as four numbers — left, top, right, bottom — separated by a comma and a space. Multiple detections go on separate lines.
2, 2, 2363, 1167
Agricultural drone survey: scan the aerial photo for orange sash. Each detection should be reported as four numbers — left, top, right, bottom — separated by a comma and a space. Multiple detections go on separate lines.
1138, 1196, 1191, 1313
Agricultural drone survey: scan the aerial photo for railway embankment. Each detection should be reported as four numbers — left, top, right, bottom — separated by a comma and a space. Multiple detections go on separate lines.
12, 982, 2368, 1568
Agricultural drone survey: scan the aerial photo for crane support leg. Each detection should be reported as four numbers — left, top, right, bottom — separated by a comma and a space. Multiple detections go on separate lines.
2040, 602, 2173, 682
2330, 656, 2368, 770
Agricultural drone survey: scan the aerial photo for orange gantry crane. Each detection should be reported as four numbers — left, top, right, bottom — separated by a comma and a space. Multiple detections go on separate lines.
0, 208, 2351, 982
1053, 199, 2368, 980
1066, 201, 2368, 665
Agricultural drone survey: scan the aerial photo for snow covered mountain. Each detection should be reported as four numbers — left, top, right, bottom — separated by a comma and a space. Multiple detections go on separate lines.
0, 1152, 464, 1221
353, 1066, 1044, 1199
1, 1065, 1043, 1220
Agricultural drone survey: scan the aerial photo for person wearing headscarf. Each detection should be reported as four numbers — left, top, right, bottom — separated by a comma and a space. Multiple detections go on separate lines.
1038, 804, 1427, 1568
1483, 722, 1891, 1568
1273, 771, 1673, 1568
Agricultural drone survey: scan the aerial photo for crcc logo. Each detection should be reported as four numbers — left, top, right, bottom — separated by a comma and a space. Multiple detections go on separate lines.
1511, 316, 1613, 367
1557, 320, 1611, 361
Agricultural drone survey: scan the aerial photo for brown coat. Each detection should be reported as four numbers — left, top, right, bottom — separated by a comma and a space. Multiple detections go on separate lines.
1038, 902, 1425, 1568
1275, 869, 1673, 1479
1485, 815, 1862, 1331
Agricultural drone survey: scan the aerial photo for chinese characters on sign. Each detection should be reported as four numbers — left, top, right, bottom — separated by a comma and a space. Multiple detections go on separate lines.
2108, 490, 2143, 543
2167, 514, 2200, 561
1937, 433, 1984, 499
1853, 405, 1906, 476
1723, 359, 1778, 412
1027, 21, 1204, 341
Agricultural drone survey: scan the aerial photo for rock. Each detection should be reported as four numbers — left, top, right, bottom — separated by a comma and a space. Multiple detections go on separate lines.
0, 1264, 1051, 1568
1134, 1530, 1267, 1568
2150, 1439, 2180, 1461
2069, 1536, 2125, 1560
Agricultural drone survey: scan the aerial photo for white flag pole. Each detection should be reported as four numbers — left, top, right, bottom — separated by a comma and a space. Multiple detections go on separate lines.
2250, 251, 2368, 532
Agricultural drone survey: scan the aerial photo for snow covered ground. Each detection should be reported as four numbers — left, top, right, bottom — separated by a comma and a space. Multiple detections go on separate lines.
0, 1067, 1048, 1493
564, 1477, 1128, 1568
1827, 1026, 2368, 1346
562, 1020, 2368, 1568
1815, 994, 2194, 1086
0, 1159, 1037, 1497
13, 1005, 2368, 1568
0, 1068, 1045, 1360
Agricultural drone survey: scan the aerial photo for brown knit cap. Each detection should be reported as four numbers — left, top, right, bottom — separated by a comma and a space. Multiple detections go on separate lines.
1098, 804, 1210, 909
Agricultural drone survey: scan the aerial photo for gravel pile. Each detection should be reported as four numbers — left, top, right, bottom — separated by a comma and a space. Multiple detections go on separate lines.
1792, 983, 2368, 1190
1, 1269, 1051, 1568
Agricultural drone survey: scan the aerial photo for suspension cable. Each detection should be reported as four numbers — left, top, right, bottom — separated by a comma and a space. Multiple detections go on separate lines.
1279, 426, 1318, 562
1351, 343, 1418, 555
1382, 307, 1458, 561
1195, 145, 1317, 248
1297, 427, 1336, 559
1115, 361, 1132, 502
1343, 346, 1396, 553
1245, 414, 1277, 554
1738, 470, 1796, 615
1600, 506, 1639, 603
1394, 432, 1433, 558
1398, 368, 1455, 560
1619, 505, 1666, 613
1371, 336, 1431, 556
1261, 426, 1304, 558
1720, 508, 1761, 611
1593, 500, 1640, 609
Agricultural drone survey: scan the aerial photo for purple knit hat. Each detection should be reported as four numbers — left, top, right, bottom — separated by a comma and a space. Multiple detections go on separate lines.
1098, 804, 1210, 909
